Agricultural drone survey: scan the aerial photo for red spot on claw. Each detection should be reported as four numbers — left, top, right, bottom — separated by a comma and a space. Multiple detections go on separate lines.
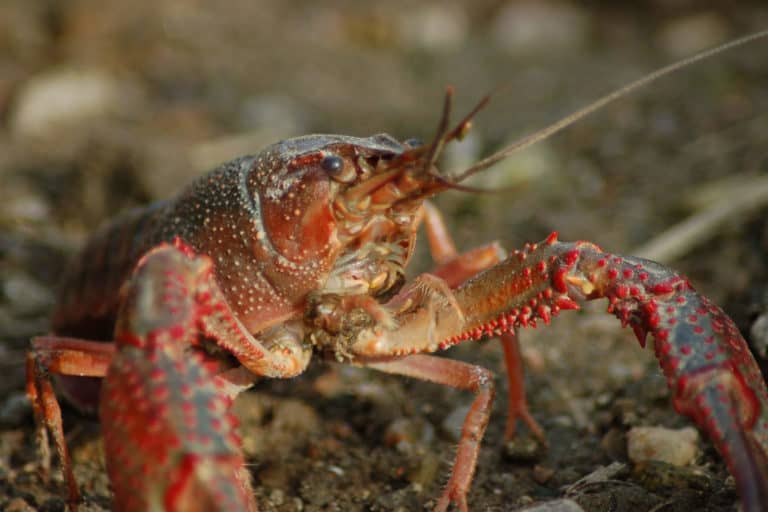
564, 250, 579, 266
553, 269, 569, 293
651, 283, 674, 295
555, 296, 579, 311
537, 305, 551, 324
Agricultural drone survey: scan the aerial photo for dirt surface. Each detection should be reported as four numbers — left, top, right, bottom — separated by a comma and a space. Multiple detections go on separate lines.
2, 1, 768, 511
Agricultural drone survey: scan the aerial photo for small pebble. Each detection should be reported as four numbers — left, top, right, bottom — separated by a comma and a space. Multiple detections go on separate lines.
10, 68, 141, 137
269, 488, 285, 506
657, 13, 729, 58
0, 392, 31, 427
532, 464, 555, 484
504, 435, 545, 463
632, 460, 713, 492
397, 4, 469, 51
565, 462, 628, 493
442, 403, 470, 441
3, 497, 36, 512
750, 313, 768, 359
627, 426, 699, 467
599, 427, 626, 461
383, 417, 434, 454
3, 274, 54, 314
491, 0, 590, 55
518, 499, 585, 512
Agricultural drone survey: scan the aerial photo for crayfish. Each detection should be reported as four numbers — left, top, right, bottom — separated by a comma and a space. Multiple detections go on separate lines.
25, 30, 768, 511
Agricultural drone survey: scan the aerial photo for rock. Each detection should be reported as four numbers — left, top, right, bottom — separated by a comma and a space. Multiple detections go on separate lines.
532, 464, 556, 484
518, 498, 585, 511
491, 1, 590, 55
3, 497, 37, 512
599, 427, 626, 461
632, 460, 714, 492
9, 68, 142, 137
627, 426, 699, 467
0, 392, 30, 427
3, 274, 54, 315
657, 13, 729, 58
504, 434, 545, 463
397, 4, 469, 52
383, 417, 434, 454
442, 403, 470, 441
564, 462, 628, 493
750, 312, 768, 359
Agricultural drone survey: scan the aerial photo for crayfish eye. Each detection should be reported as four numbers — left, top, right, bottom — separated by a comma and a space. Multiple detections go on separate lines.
403, 137, 423, 148
321, 154, 344, 174
321, 153, 356, 183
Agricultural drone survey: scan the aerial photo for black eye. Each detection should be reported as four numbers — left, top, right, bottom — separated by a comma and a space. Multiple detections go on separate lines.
321, 154, 344, 174
403, 138, 423, 148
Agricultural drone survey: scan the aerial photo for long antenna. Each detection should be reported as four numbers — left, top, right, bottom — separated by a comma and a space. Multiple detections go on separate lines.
454, 29, 768, 183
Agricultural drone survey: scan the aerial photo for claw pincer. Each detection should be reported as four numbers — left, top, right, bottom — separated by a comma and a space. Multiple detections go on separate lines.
101, 243, 257, 512
567, 241, 768, 510
451, 233, 768, 510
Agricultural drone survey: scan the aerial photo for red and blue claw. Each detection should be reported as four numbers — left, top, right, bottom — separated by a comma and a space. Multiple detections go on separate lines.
443, 233, 768, 510
101, 243, 258, 512
562, 238, 768, 511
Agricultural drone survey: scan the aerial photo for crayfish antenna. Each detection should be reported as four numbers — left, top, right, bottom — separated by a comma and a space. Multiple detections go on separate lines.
420, 85, 455, 178
453, 28, 768, 183
419, 86, 492, 179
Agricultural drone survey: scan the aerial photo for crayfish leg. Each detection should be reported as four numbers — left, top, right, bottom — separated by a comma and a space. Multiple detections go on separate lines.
26, 337, 115, 509
364, 354, 495, 512
499, 332, 546, 444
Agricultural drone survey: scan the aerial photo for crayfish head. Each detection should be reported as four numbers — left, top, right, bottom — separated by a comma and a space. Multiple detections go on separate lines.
245, 133, 430, 303
274, 91, 489, 306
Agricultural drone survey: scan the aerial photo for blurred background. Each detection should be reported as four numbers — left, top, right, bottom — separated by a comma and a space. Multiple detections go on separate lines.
1, 1, 768, 511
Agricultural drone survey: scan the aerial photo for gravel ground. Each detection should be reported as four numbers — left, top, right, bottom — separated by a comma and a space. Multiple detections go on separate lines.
2, 2, 768, 511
